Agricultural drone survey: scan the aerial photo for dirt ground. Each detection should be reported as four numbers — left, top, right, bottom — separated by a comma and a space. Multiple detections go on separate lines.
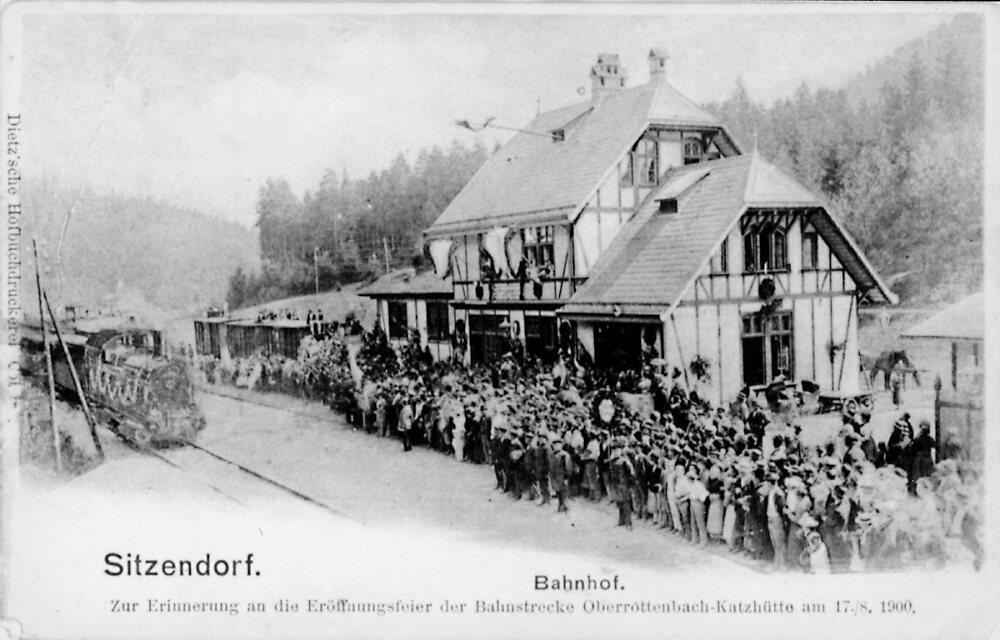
187, 390, 757, 574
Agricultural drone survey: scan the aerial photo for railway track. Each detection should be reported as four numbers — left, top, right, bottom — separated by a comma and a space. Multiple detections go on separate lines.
195, 382, 344, 423
108, 425, 362, 524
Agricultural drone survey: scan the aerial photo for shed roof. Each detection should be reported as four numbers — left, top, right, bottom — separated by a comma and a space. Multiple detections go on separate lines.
561, 150, 896, 318
358, 268, 452, 298
426, 77, 733, 236
900, 293, 984, 342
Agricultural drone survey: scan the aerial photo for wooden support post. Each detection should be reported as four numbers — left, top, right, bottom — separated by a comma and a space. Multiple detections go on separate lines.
835, 295, 855, 390
669, 313, 690, 388
44, 291, 103, 460
716, 304, 723, 406
33, 240, 61, 472
568, 223, 576, 295
934, 375, 942, 456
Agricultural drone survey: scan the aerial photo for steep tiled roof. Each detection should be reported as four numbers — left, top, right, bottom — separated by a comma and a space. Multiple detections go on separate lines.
562, 150, 896, 317
901, 293, 984, 341
358, 268, 452, 298
562, 155, 750, 316
647, 81, 723, 127
426, 78, 727, 236
743, 149, 822, 206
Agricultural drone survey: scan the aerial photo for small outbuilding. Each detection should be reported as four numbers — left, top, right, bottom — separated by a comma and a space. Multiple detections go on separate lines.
358, 268, 457, 361
901, 293, 984, 464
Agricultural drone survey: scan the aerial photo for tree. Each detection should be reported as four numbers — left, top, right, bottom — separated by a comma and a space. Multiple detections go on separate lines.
702, 15, 983, 305
226, 266, 249, 310
256, 178, 303, 262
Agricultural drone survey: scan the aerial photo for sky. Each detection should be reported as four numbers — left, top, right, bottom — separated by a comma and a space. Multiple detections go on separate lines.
11, 5, 959, 227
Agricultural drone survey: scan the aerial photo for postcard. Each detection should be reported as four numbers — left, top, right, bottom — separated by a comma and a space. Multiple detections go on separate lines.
1, 3, 997, 639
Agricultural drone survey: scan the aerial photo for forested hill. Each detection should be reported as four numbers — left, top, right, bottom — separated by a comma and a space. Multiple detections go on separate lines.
21, 179, 258, 315
226, 141, 492, 310
704, 14, 984, 304
843, 14, 983, 112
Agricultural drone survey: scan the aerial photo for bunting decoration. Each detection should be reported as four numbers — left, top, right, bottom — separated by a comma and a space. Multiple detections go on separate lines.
505, 229, 525, 277
482, 227, 511, 276
428, 238, 455, 279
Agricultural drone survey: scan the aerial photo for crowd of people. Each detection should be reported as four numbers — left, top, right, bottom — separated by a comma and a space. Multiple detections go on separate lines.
188, 327, 984, 573
186, 316, 363, 396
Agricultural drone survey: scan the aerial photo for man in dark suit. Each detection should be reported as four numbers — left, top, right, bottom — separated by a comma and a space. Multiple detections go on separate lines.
611, 446, 636, 529
549, 435, 572, 513
530, 432, 550, 505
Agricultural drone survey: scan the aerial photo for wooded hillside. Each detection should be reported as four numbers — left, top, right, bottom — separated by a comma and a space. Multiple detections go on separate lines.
704, 14, 983, 304
235, 14, 984, 309
22, 179, 258, 315
227, 141, 491, 309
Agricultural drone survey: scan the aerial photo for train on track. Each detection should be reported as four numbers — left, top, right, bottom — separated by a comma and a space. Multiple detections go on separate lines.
21, 317, 205, 446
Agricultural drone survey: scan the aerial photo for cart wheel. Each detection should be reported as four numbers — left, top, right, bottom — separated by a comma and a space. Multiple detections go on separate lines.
843, 398, 858, 417
861, 395, 874, 410
133, 425, 153, 447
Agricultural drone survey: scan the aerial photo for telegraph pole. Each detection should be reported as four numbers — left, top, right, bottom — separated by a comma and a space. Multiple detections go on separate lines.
44, 291, 103, 459
314, 246, 320, 295
33, 239, 61, 472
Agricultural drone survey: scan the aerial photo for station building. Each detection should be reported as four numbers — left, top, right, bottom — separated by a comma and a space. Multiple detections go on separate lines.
417, 49, 895, 403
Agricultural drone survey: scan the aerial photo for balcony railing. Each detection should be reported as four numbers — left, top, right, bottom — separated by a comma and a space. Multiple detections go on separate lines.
452, 276, 588, 302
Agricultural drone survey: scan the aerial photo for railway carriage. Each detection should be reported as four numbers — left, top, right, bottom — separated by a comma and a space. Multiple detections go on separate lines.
193, 313, 319, 362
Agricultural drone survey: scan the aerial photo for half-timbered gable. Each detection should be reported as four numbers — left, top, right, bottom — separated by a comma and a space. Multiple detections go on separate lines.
562, 150, 896, 403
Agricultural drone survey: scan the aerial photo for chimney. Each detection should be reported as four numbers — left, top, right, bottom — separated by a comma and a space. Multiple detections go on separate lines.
590, 53, 627, 100
649, 48, 669, 81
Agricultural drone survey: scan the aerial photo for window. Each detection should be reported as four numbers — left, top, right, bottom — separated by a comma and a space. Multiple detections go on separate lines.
683, 138, 703, 165
711, 238, 729, 274
627, 138, 658, 187
802, 231, 819, 270
773, 232, 786, 270
425, 301, 449, 341
741, 312, 794, 386
523, 226, 555, 271
743, 225, 787, 273
387, 301, 407, 339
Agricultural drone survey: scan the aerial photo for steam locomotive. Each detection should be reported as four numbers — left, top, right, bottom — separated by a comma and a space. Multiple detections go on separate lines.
20, 318, 205, 446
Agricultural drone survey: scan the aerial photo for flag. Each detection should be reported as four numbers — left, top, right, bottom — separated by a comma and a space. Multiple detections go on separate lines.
482, 227, 510, 276
428, 238, 454, 279
505, 230, 524, 276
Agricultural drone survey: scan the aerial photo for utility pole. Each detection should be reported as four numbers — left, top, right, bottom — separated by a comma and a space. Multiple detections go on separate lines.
314, 246, 320, 295
44, 291, 103, 459
33, 239, 61, 472
382, 237, 391, 276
